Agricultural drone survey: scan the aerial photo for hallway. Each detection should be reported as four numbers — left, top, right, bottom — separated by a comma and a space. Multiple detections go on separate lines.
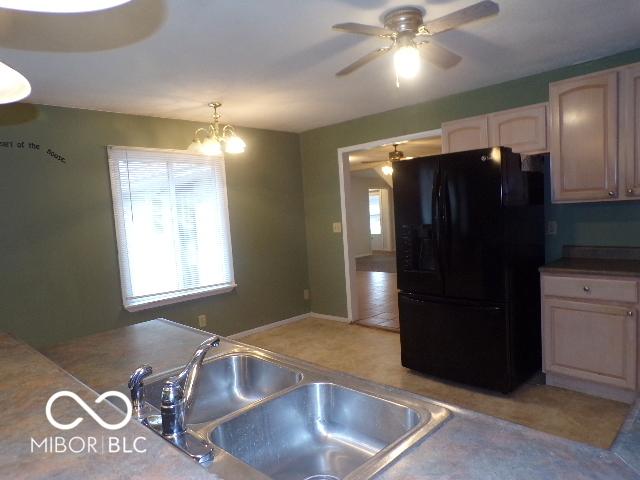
354, 269, 399, 331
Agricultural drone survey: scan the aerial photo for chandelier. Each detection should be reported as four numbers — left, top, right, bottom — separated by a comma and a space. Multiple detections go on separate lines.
188, 102, 246, 156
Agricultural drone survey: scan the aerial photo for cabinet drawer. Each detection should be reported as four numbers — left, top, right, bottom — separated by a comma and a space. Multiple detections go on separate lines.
543, 275, 638, 303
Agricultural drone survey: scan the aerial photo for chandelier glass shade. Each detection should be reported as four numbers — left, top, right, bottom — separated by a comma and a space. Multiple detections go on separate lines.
0, 0, 132, 12
188, 102, 246, 156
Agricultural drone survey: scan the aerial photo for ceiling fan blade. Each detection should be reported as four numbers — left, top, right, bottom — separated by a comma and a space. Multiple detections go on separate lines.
417, 41, 462, 69
332, 22, 394, 37
336, 46, 391, 76
424, 0, 499, 35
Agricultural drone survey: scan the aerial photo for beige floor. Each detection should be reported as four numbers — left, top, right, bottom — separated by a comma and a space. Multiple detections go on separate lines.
241, 317, 630, 449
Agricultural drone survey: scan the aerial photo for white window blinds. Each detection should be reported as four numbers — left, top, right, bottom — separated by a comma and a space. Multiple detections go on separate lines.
108, 146, 235, 311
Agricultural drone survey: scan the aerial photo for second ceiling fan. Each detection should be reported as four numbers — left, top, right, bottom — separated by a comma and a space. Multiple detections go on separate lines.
333, 1, 499, 80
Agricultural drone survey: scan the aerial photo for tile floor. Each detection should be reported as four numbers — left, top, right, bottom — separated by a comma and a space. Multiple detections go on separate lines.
354, 271, 400, 331
241, 317, 630, 449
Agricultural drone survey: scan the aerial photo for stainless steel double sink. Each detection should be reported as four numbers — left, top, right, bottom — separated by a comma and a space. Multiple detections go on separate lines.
136, 340, 449, 480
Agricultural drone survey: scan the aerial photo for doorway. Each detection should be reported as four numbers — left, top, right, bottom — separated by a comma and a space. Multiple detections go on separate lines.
337, 130, 442, 331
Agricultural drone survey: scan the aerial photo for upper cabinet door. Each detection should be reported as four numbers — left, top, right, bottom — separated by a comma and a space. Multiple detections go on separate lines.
488, 103, 548, 154
549, 71, 619, 203
441, 116, 489, 153
622, 64, 640, 199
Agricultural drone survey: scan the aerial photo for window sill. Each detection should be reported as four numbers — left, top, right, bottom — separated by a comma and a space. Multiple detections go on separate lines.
124, 284, 237, 312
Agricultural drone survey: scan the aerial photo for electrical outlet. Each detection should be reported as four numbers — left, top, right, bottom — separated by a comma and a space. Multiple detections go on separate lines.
546, 220, 558, 236
332, 222, 342, 233
303, 289, 310, 300
197, 314, 207, 328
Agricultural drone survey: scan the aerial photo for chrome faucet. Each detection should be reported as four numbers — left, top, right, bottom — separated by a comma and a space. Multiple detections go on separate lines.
128, 335, 220, 465
128, 364, 153, 415
161, 336, 220, 436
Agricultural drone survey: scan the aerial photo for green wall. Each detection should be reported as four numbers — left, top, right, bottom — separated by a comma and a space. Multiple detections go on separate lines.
300, 48, 640, 318
4, 48, 640, 345
0, 104, 309, 347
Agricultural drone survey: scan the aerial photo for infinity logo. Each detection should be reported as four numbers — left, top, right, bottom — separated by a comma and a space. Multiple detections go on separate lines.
45, 391, 132, 431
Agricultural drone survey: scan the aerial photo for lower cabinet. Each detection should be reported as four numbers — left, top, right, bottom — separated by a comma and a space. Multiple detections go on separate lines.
541, 273, 639, 402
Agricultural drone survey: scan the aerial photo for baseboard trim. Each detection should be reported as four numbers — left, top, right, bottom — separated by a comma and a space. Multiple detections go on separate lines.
354, 253, 372, 259
546, 372, 637, 404
309, 312, 351, 323
229, 311, 352, 340
228, 313, 309, 339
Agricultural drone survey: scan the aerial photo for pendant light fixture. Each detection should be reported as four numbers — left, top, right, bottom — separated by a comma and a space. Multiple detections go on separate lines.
0, 61, 31, 104
0, 0, 132, 13
188, 102, 246, 156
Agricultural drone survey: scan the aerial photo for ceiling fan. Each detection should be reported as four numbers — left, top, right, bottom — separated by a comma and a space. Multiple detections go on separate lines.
333, 1, 499, 79
359, 143, 411, 165
357, 143, 412, 175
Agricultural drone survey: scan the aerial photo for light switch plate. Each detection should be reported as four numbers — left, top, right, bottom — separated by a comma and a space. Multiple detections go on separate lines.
197, 314, 207, 328
332, 222, 342, 233
546, 221, 558, 236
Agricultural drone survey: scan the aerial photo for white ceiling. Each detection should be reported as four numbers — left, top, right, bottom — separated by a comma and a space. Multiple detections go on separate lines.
1, 0, 639, 132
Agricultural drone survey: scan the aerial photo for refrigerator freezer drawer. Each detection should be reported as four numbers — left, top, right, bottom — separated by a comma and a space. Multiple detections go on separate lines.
398, 293, 512, 392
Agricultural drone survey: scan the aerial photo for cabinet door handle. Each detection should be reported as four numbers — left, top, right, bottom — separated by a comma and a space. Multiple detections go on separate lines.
628, 311, 634, 317
583, 286, 591, 292
608, 191, 616, 197
628, 188, 634, 195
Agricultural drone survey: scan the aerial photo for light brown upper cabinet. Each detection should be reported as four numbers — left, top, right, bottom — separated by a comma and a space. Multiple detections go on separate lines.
488, 104, 548, 154
441, 116, 489, 153
442, 104, 548, 154
622, 64, 640, 199
549, 71, 619, 203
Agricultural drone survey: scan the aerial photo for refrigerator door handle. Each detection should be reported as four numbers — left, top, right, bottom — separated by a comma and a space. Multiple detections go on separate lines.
441, 172, 451, 265
432, 169, 441, 267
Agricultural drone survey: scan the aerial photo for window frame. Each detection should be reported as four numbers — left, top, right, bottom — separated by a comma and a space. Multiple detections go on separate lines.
368, 188, 383, 235
107, 145, 236, 312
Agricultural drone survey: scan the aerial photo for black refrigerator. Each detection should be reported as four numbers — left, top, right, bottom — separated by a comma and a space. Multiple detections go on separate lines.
393, 147, 544, 393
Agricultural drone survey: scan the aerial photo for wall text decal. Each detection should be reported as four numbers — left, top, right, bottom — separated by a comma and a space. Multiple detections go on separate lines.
0, 140, 67, 164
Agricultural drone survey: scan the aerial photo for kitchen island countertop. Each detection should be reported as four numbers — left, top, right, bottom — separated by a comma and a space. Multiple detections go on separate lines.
2, 318, 638, 479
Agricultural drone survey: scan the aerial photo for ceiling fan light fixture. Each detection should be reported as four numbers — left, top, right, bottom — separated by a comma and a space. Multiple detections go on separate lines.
382, 164, 394, 176
333, 2, 499, 81
394, 41, 421, 79
0, 0, 132, 13
0, 61, 31, 104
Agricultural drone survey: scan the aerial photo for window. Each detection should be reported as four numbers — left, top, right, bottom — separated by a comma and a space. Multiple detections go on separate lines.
107, 146, 235, 311
368, 189, 382, 235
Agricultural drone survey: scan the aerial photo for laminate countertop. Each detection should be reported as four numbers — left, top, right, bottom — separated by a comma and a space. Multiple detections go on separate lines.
0, 330, 211, 480
540, 245, 640, 277
2, 318, 639, 479
540, 257, 640, 278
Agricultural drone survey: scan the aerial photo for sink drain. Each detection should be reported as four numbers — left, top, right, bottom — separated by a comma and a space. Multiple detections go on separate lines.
304, 476, 340, 480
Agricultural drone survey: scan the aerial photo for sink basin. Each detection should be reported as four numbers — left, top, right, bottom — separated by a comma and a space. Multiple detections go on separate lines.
146, 354, 302, 424
210, 382, 421, 480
